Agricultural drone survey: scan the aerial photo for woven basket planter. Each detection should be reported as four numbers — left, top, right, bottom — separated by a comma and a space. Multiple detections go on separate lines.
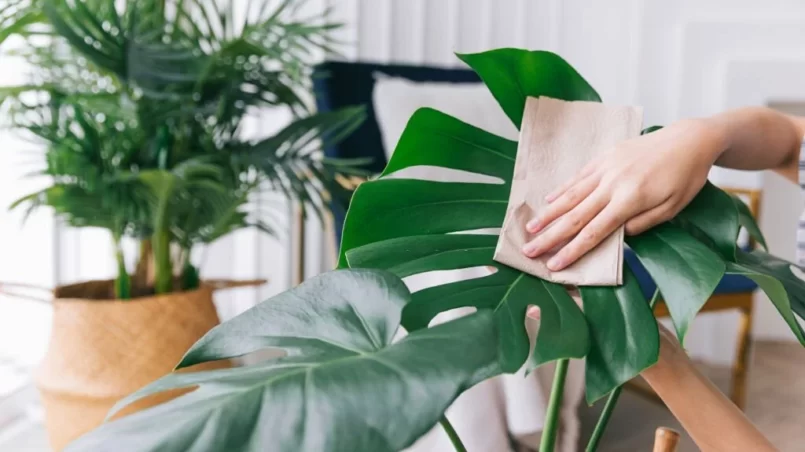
35, 280, 231, 450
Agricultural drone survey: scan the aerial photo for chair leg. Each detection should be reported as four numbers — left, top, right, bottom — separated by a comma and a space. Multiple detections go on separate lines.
730, 303, 754, 410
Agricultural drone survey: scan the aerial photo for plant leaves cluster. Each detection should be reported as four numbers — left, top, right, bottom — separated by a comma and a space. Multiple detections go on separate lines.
339, 48, 805, 403
1, 0, 367, 296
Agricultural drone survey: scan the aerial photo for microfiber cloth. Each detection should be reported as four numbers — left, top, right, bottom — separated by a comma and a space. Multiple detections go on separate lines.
493, 96, 643, 286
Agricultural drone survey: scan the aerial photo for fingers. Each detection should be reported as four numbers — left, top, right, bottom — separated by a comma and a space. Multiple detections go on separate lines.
526, 173, 600, 233
544, 162, 597, 203
624, 203, 674, 235
522, 190, 607, 259
545, 202, 629, 271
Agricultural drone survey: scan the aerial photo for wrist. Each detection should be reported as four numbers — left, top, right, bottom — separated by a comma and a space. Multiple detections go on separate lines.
691, 116, 731, 165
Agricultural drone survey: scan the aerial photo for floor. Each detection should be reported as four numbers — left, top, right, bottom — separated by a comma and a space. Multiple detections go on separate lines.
0, 295, 50, 452
1, 341, 803, 451
578, 340, 805, 452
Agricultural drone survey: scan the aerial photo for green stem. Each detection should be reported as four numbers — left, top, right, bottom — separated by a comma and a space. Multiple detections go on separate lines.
585, 290, 662, 452
541, 358, 570, 452
153, 228, 173, 294
112, 233, 131, 300
152, 171, 176, 295
439, 415, 467, 452
585, 386, 622, 452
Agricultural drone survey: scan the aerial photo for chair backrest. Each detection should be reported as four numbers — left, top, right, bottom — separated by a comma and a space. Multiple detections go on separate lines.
312, 61, 480, 240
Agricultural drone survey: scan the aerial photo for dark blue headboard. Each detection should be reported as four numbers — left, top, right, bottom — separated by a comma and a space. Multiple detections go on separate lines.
312, 61, 480, 239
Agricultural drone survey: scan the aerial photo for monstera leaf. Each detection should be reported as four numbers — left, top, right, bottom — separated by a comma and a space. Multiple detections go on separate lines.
341, 109, 590, 375
67, 269, 502, 452
339, 48, 805, 403
729, 250, 805, 341
579, 268, 659, 402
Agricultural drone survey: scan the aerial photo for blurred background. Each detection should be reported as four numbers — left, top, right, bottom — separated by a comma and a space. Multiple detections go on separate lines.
2, 0, 805, 451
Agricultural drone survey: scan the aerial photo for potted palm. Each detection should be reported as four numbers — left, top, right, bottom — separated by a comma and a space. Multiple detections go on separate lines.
0, 0, 364, 449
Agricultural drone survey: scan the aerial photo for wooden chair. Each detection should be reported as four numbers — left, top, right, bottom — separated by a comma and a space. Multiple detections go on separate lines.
653, 428, 680, 452
627, 187, 762, 410
640, 322, 776, 451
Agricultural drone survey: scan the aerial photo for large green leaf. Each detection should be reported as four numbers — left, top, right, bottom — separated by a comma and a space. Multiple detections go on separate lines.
626, 223, 725, 342
340, 109, 589, 373
579, 268, 659, 404
346, 234, 590, 371
338, 108, 515, 268
457, 48, 601, 127
674, 182, 741, 260
732, 194, 768, 250
727, 250, 805, 343
67, 269, 502, 452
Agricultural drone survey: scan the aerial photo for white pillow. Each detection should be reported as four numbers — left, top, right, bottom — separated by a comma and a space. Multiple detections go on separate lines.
372, 74, 518, 158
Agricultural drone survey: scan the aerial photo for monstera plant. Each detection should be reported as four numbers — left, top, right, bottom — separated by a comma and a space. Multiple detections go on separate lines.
65, 48, 805, 452
340, 48, 805, 449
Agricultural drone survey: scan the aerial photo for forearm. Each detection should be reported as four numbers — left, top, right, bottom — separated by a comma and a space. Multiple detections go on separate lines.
641, 327, 776, 451
703, 107, 805, 182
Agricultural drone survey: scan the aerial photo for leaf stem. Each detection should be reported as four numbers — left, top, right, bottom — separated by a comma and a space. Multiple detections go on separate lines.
112, 232, 130, 300
585, 386, 622, 452
541, 358, 570, 452
153, 228, 173, 294
585, 290, 661, 451
439, 415, 467, 452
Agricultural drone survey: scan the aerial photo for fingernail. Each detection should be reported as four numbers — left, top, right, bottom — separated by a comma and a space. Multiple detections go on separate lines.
522, 244, 537, 256
544, 193, 556, 202
547, 256, 563, 271
526, 219, 541, 232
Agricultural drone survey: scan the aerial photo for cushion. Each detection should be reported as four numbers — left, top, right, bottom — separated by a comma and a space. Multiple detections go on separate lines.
373, 75, 518, 157
625, 249, 758, 300
312, 61, 482, 239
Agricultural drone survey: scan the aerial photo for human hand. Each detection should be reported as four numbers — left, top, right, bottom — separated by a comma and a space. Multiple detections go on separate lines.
521, 118, 725, 271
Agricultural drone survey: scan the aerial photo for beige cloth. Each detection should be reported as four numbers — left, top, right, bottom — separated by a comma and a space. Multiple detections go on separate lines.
494, 96, 643, 286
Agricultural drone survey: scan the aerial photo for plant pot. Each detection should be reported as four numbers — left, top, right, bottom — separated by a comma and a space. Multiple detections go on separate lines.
35, 280, 226, 451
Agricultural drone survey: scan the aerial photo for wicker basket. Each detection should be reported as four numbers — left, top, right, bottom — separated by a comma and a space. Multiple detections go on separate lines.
35, 280, 231, 451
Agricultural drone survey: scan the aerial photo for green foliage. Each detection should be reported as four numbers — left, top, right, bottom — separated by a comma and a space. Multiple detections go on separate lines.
579, 269, 658, 403
46, 47, 805, 452
728, 250, 805, 341
339, 48, 805, 404
456, 49, 601, 125
1, 0, 366, 297
340, 111, 589, 373
66, 269, 502, 452
626, 223, 725, 342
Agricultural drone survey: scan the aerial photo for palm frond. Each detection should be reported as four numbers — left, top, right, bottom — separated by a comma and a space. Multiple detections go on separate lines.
233, 105, 366, 221
3, 0, 364, 295
0, 0, 46, 46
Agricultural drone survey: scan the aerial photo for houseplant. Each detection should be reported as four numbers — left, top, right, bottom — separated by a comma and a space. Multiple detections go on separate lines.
62, 48, 805, 452
0, 0, 364, 448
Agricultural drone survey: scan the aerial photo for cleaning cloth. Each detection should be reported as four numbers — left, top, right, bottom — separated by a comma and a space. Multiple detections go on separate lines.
493, 96, 643, 286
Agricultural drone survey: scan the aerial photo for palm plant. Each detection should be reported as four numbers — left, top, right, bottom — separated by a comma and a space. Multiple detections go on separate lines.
0, 0, 366, 297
